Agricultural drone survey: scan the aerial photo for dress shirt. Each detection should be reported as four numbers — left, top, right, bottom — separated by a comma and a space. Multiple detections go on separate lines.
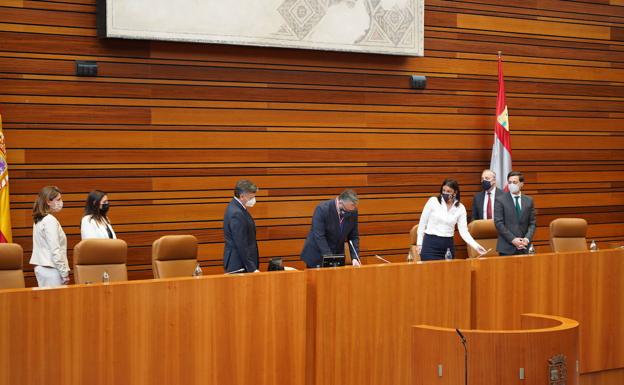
30, 214, 70, 278
417, 197, 480, 250
512, 192, 522, 209
81, 215, 117, 239
483, 188, 497, 219
234, 197, 247, 210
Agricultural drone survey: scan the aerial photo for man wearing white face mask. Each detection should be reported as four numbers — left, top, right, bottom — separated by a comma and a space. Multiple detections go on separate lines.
223, 179, 260, 273
30, 185, 70, 287
494, 171, 537, 255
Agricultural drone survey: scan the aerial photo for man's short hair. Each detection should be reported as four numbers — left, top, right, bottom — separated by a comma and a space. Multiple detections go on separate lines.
482, 169, 496, 179
234, 179, 258, 197
338, 189, 359, 204
507, 171, 524, 182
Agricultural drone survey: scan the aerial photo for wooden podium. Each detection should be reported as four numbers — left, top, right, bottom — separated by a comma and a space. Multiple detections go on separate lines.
412, 313, 579, 385
1, 249, 622, 385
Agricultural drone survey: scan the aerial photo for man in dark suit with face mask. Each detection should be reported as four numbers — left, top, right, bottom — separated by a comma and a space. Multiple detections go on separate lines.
472, 169, 504, 221
301, 189, 360, 268
494, 171, 537, 255
223, 179, 260, 273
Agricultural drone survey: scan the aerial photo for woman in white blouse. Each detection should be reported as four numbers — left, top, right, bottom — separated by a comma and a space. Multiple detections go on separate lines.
81, 190, 116, 240
30, 186, 70, 287
417, 179, 487, 261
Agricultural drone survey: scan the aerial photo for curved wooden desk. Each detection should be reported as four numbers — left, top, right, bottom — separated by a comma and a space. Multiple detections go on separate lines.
412, 313, 579, 385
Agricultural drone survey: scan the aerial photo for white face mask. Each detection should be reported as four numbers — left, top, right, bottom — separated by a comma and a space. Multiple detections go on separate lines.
245, 197, 256, 208
508, 183, 520, 194
50, 200, 63, 212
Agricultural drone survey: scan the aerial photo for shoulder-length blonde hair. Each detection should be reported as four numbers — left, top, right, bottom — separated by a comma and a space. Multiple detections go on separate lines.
33, 186, 61, 223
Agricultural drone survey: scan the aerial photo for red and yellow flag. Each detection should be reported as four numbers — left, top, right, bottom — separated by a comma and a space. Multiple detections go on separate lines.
0, 114, 12, 243
490, 52, 512, 192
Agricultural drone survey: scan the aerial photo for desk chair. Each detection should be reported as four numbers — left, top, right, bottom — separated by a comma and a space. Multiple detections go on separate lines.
550, 218, 588, 252
0, 243, 25, 289
152, 235, 199, 278
467, 219, 499, 258
73, 239, 128, 284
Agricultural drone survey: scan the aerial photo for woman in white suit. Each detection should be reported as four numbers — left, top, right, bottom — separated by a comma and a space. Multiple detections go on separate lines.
81, 190, 116, 239
31, 186, 70, 287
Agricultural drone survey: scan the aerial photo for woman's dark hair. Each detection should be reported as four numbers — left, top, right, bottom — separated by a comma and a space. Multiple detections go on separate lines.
438, 178, 461, 207
33, 186, 61, 223
84, 190, 109, 223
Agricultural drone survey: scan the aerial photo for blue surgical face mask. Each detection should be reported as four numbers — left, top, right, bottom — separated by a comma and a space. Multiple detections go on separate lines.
508, 183, 520, 194
481, 180, 492, 191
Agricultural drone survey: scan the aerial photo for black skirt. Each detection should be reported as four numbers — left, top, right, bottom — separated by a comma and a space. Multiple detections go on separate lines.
420, 233, 455, 261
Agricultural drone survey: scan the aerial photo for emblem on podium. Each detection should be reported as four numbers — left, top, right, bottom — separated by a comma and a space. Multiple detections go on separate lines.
548, 354, 567, 385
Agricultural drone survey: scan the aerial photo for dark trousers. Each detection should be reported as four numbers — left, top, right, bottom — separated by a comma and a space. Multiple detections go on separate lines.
420, 234, 455, 261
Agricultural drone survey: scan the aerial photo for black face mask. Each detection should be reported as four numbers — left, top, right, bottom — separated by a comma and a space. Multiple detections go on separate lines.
441, 193, 453, 202
481, 180, 492, 191
341, 208, 353, 217
100, 202, 110, 215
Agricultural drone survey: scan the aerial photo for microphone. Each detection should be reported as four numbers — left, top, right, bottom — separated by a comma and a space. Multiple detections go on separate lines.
456, 328, 468, 385
348, 240, 361, 263
375, 255, 391, 264
225, 268, 245, 275
455, 328, 466, 343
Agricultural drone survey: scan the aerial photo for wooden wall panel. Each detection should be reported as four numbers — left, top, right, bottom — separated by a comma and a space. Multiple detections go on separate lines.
0, 271, 307, 385
307, 261, 472, 385
0, 0, 623, 286
471, 249, 624, 373
580, 368, 624, 385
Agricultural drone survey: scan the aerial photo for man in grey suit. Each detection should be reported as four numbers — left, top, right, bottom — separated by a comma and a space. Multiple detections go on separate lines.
471, 169, 504, 221
494, 171, 536, 255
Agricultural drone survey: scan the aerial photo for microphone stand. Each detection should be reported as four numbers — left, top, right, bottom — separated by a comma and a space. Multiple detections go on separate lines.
456, 328, 468, 385
348, 240, 361, 264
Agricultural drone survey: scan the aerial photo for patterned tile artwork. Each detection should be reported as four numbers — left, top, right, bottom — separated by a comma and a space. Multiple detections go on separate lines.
103, 0, 423, 56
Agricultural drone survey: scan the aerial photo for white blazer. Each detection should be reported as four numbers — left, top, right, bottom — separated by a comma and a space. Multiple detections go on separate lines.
30, 214, 70, 278
81, 215, 117, 240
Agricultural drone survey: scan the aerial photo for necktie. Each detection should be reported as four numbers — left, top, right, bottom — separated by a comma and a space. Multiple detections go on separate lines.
486, 192, 492, 219
514, 196, 521, 218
